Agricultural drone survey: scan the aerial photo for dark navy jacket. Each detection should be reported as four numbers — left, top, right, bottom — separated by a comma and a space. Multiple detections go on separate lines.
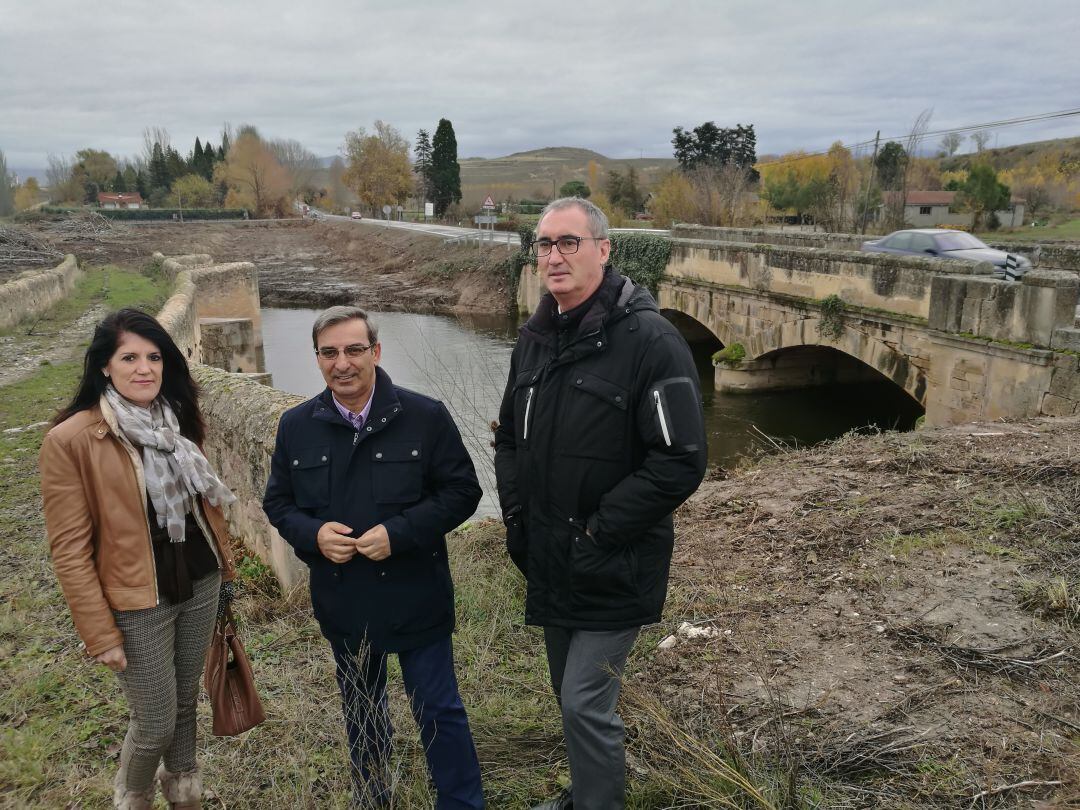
263, 367, 481, 652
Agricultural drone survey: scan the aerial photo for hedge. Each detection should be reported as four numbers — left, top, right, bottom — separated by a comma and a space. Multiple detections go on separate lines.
41, 206, 249, 221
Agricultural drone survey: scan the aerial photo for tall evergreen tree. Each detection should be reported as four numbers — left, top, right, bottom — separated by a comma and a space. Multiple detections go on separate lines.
414, 129, 433, 202
198, 140, 216, 180
430, 118, 461, 217
0, 150, 14, 216
193, 138, 203, 171
135, 169, 149, 198
150, 142, 170, 191
219, 130, 231, 161
164, 146, 186, 185
112, 170, 127, 192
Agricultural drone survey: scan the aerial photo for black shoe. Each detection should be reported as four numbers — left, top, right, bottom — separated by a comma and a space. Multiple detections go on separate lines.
531, 785, 572, 810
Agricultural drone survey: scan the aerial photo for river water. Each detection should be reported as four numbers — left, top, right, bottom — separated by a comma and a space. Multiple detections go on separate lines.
261, 307, 922, 516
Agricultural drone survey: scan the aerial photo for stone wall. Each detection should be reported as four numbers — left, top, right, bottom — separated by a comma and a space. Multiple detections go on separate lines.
928, 270, 1080, 348
668, 224, 1080, 273
0, 255, 81, 331
667, 238, 985, 320
153, 254, 306, 589
191, 365, 305, 589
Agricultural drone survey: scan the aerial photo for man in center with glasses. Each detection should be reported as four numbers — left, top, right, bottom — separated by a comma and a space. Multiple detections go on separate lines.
263, 305, 485, 808
495, 198, 707, 808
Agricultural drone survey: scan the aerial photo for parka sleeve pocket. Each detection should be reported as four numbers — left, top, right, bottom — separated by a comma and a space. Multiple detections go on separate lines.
371, 442, 423, 503
648, 376, 704, 450
290, 446, 331, 509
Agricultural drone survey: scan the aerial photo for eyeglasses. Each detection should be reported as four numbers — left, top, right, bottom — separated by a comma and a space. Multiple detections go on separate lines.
316, 343, 377, 361
532, 236, 605, 257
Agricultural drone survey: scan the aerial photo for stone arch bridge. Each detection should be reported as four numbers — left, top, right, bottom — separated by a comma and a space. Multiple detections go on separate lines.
658, 227, 1080, 425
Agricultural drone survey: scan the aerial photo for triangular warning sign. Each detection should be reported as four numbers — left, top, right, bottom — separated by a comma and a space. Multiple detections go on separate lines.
482, 195, 495, 208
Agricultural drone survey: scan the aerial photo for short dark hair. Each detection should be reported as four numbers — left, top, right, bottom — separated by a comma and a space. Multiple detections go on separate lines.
311, 306, 379, 350
54, 308, 206, 443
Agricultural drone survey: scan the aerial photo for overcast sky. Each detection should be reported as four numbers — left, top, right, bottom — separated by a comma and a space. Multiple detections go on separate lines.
3, 0, 1078, 173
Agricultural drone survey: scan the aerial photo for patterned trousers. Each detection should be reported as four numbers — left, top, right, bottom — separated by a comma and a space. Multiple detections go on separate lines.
112, 570, 221, 791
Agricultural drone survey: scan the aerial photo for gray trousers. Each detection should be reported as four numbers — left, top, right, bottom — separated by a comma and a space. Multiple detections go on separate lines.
544, 626, 640, 810
113, 571, 221, 791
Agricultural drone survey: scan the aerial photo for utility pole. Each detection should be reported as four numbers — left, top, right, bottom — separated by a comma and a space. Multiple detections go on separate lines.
859, 131, 880, 235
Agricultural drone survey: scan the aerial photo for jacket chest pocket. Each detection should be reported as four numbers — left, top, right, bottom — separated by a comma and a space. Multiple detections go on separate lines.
512, 367, 540, 448
371, 442, 423, 503
561, 371, 629, 461
290, 445, 330, 509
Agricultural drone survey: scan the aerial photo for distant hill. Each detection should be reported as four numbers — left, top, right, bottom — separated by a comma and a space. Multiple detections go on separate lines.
459, 147, 677, 207
940, 135, 1080, 173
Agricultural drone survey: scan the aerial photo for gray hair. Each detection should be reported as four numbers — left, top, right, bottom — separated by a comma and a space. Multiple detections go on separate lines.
538, 197, 609, 239
311, 305, 379, 350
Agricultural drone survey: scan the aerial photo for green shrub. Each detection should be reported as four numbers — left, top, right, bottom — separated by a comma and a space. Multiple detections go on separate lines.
712, 343, 746, 366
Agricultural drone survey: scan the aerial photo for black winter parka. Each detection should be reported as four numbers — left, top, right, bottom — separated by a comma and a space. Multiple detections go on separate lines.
494, 271, 707, 630
263, 367, 481, 652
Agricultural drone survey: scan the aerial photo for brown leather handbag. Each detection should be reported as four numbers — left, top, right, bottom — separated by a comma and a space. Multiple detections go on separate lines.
204, 605, 266, 736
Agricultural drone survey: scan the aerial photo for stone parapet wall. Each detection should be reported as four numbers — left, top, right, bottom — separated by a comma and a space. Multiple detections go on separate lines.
0, 255, 81, 331
669, 224, 1079, 273
667, 238, 981, 320
190, 364, 305, 589
152, 253, 304, 589
988, 242, 1080, 273
928, 270, 1080, 349
671, 225, 866, 251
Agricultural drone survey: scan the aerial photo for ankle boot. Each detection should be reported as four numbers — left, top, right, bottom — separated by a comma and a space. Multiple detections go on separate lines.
157, 764, 203, 809
113, 767, 156, 810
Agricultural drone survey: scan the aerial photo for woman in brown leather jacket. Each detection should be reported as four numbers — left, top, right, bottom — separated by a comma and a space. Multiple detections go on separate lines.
40, 309, 238, 810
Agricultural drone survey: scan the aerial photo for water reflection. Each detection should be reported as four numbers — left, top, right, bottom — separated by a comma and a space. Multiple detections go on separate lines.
261, 307, 921, 517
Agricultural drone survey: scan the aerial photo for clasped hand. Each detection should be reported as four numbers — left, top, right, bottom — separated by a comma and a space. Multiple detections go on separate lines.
317, 522, 391, 563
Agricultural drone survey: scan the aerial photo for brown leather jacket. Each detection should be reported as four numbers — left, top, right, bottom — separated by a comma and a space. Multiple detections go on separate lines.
39, 398, 236, 656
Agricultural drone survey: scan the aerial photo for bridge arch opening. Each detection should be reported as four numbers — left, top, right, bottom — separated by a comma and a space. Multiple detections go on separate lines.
661, 309, 723, 354
722, 344, 925, 432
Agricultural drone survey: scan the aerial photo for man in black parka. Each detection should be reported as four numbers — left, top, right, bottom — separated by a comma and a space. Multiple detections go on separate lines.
264, 306, 484, 808
494, 198, 707, 809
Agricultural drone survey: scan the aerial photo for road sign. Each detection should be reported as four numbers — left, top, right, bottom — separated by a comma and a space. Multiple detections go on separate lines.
474, 215, 497, 225
482, 195, 495, 209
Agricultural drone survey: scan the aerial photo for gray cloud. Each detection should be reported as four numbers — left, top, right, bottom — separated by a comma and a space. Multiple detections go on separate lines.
2, 0, 1077, 170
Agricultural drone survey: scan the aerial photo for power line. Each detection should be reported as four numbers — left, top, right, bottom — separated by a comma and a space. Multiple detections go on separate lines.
755, 106, 1080, 169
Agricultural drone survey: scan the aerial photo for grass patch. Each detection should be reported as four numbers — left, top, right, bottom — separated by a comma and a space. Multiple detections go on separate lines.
982, 217, 1080, 242
1018, 576, 1080, 627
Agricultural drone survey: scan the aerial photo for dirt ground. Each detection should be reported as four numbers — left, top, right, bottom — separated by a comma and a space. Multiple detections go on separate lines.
635, 419, 1079, 806
4, 217, 516, 314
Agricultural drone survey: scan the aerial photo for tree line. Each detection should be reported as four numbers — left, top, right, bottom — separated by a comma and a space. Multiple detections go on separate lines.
1, 118, 464, 221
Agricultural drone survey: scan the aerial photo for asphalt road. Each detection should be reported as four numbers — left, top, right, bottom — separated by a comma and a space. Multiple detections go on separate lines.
317, 212, 521, 245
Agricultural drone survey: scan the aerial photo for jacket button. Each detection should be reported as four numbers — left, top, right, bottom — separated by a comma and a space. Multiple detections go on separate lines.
292, 459, 299, 466
380, 571, 386, 577
321, 455, 327, 461
615, 395, 623, 403
366, 426, 373, 432
381, 417, 387, 422
375, 452, 383, 459
596, 341, 603, 348
576, 378, 583, 385
411, 450, 418, 457
97, 429, 104, 434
